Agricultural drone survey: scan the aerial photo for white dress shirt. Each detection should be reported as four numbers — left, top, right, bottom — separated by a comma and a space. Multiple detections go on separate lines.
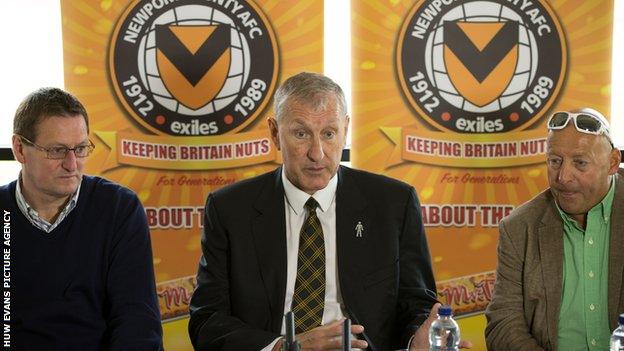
262, 170, 361, 350
281, 169, 344, 332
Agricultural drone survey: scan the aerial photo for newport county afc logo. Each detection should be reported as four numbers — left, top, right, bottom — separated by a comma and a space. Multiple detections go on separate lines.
397, 0, 567, 133
109, 0, 279, 136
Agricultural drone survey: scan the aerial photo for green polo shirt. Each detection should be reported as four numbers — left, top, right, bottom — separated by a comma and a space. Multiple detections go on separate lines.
556, 177, 615, 350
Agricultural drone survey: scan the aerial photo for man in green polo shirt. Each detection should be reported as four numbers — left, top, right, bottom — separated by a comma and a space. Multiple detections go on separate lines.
485, 108, 623, 350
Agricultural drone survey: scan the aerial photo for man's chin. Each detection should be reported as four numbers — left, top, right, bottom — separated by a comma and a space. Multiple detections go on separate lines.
301, 177, 331, 194
55, 181, 80, 197
557, 203, 586, 218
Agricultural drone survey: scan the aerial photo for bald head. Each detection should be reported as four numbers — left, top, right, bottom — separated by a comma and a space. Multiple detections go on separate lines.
570, 107, 613, 151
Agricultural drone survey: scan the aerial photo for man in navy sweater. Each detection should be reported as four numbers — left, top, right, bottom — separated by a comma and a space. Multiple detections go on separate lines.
0, 87, 162, 350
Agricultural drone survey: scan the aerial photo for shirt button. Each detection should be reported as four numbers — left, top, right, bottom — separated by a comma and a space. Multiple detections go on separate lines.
589, 271, 594, 278
588, 238, 594, 245
589, 303, 595, 311
591, 338, 597, 346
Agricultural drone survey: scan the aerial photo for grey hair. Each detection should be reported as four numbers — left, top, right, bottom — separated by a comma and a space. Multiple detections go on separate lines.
273, 72, 347, 122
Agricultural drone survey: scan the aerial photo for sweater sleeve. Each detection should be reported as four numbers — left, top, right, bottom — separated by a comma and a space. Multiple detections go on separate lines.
105, 189, 163, 350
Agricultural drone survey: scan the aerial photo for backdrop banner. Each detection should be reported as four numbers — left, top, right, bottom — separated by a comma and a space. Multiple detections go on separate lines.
351, 0, 613, 348
60, 0, 323, 349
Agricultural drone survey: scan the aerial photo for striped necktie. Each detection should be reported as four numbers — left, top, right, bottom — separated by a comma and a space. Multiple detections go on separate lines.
292, 197, 326, 333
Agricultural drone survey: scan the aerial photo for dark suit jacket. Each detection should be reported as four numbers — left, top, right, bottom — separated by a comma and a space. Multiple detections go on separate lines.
485, 169, 624, 350
189, 166, 437, 351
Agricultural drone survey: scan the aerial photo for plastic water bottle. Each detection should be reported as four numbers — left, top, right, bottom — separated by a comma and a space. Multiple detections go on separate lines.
429, 305, 460, 351
612, 313, 624, 351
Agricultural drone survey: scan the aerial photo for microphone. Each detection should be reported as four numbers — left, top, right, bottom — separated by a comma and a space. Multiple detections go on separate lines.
284, 311, 300, 351
343, 318, 351, 351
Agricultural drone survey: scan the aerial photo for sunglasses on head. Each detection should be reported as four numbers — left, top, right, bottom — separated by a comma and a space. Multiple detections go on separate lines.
547, 111, 612, 144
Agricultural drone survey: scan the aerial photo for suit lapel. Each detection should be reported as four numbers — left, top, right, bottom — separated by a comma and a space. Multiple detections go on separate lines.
608, 172, 624, 329
336, 167, 368, 295
251, 168, 287, 332
335, 167, 375, 348
537, 196, 564, 349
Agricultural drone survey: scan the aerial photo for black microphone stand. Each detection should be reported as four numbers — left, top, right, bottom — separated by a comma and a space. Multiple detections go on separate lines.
284, 312, 300, 351
343, 318, 351, 351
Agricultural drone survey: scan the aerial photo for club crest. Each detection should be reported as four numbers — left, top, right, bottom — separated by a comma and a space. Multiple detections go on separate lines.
397, 0, 567, 133
109, 0, 279, 136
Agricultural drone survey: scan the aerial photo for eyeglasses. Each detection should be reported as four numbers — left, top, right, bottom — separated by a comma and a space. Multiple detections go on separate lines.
547, 111, 613, 145
19, 135, 95, 159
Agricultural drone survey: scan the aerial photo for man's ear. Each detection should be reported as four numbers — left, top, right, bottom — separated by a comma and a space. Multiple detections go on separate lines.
12, 134, 27, 164
267, 117, 281, 151
608, 147, 621, 175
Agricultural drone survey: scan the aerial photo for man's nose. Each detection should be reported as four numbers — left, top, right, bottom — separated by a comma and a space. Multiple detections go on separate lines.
557, 161, 574, 183
62, 149, 79, 171
307, 136, 325, 162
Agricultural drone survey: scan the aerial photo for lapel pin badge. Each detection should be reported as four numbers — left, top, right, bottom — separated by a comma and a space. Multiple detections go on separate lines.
355, 221, 364, 238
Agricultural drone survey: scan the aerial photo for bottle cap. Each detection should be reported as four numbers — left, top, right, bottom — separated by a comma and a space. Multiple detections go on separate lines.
619, 313, 624, 325
438, 305, 452, 316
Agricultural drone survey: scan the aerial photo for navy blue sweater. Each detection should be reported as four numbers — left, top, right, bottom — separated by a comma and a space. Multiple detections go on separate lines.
0, 176, 162, 350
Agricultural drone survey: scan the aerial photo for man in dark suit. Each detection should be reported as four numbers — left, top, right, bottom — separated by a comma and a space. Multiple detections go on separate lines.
189, 72, 468, 351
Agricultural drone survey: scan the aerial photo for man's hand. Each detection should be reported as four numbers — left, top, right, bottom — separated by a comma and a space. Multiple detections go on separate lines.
409, 303, 473, 351
272, 319, 368, 351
